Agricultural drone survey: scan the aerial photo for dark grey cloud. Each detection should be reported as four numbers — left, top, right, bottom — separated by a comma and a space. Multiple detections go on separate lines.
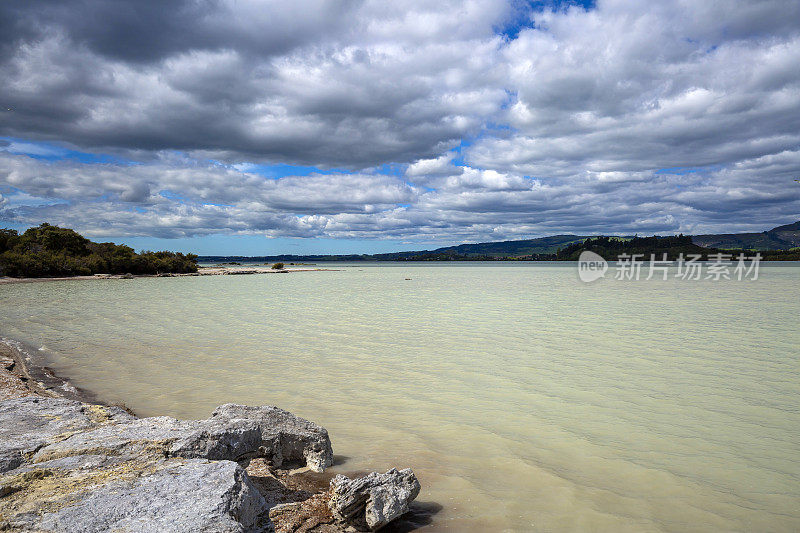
0, 0, 511, 167
0, 0, 358, 62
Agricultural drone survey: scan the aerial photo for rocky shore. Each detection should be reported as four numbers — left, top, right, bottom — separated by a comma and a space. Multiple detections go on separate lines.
0, 341, 421, 532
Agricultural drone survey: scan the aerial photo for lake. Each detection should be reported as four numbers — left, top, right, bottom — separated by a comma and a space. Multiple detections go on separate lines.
1, 262, 799, 531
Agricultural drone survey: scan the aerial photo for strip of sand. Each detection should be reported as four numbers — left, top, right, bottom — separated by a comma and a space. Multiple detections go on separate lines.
0, 266, 338, 284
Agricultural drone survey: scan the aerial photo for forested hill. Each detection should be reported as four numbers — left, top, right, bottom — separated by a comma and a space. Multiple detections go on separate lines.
692, 221, 800, 250
557, 235, 714, 261
421, 235, 588, 257
0, 224, 198, 278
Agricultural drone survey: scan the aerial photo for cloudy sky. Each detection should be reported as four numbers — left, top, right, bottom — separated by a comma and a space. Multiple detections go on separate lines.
1, 0, 799, 254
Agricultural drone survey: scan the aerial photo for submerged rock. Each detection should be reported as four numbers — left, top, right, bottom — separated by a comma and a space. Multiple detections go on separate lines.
270, 492, 340, 533
329, 468, 421, 531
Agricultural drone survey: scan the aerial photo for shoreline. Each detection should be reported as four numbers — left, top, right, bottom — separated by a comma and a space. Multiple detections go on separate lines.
0, 335, 429, 532
0, 337, 103, 405
0, 265, 339, 285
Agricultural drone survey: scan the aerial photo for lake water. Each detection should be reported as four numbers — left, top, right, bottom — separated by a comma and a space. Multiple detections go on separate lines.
1, 262, 799, 532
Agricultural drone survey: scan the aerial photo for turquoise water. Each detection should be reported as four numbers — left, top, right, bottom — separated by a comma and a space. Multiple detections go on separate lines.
1, 262, 799, 531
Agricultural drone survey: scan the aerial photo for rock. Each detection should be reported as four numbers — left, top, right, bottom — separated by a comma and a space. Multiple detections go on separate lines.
30, 415, 195, 463
29, 403, 333, 473
328, 468, 421, 531
0, 359, 35, 401
172, 404, 334, 471
0, 397, 337, 531
0, 397, 135, 473
0, 393, 421, 533
1, 457, 269, 532
270, 492, 341, 533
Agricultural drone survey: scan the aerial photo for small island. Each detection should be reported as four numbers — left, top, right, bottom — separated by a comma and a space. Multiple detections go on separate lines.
0, 225, 339, 282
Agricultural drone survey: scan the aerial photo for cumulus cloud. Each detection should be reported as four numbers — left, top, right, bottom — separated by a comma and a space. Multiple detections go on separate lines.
468, 0, 800, 180
0, 0, 511, 167
406, 152, 459, 179
1, 0, 799, 243
0, 152, 421, 237
2, 149, 798, 240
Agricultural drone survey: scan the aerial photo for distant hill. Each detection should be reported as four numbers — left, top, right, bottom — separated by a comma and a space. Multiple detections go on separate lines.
692, 221, 800, 250
198, 220, 800, 263
198, 234, 592, 263
421, 234, 588, 257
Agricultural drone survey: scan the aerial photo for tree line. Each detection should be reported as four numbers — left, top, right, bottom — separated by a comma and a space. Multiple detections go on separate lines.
0, 224, 198, 278
553, 235, 800, 261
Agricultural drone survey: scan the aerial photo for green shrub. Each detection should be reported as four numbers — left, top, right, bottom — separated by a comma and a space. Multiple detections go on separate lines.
271, 262, 284, 270
0, 224, 198, 278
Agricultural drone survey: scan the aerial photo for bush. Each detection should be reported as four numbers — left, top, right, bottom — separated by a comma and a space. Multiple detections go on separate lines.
271, 262, 284, 270
0, 224, 198, 278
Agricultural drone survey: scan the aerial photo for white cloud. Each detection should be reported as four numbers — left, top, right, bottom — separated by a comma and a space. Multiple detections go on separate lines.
2, 150, 798, 240
406, 152, 457, 178
467, 1, 800, 181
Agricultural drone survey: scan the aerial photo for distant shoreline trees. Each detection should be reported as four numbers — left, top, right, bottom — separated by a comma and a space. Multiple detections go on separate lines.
0, 224, 198, 278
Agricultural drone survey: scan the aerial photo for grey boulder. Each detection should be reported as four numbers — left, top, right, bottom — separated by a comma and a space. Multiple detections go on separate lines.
0, 397, 335, 532
2, 458, 269, 532
172, 403, 334, 471
0, 396, 135, 473
26, 402, 333, 472
329, 468, 421, 531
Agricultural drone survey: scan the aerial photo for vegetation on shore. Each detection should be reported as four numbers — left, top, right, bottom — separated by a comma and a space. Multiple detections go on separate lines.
553, 235, 800, 261
0, 224, 198, 278
199, 236, 800, 263
555, 235, 715, 261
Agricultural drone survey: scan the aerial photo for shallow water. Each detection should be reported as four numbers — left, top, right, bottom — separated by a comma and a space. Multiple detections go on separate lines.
1, 262, 799, 532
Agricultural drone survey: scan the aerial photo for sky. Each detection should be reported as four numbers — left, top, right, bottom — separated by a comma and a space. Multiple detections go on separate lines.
1, 0, 799, 254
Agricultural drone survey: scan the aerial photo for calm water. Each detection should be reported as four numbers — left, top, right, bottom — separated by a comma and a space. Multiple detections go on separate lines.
2, 263, 799, 532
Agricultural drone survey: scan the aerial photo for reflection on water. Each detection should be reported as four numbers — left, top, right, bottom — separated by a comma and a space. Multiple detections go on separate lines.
1, 262, 799, 531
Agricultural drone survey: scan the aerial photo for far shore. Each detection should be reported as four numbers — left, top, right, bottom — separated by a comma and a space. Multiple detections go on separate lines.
0, 265, 338, 285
